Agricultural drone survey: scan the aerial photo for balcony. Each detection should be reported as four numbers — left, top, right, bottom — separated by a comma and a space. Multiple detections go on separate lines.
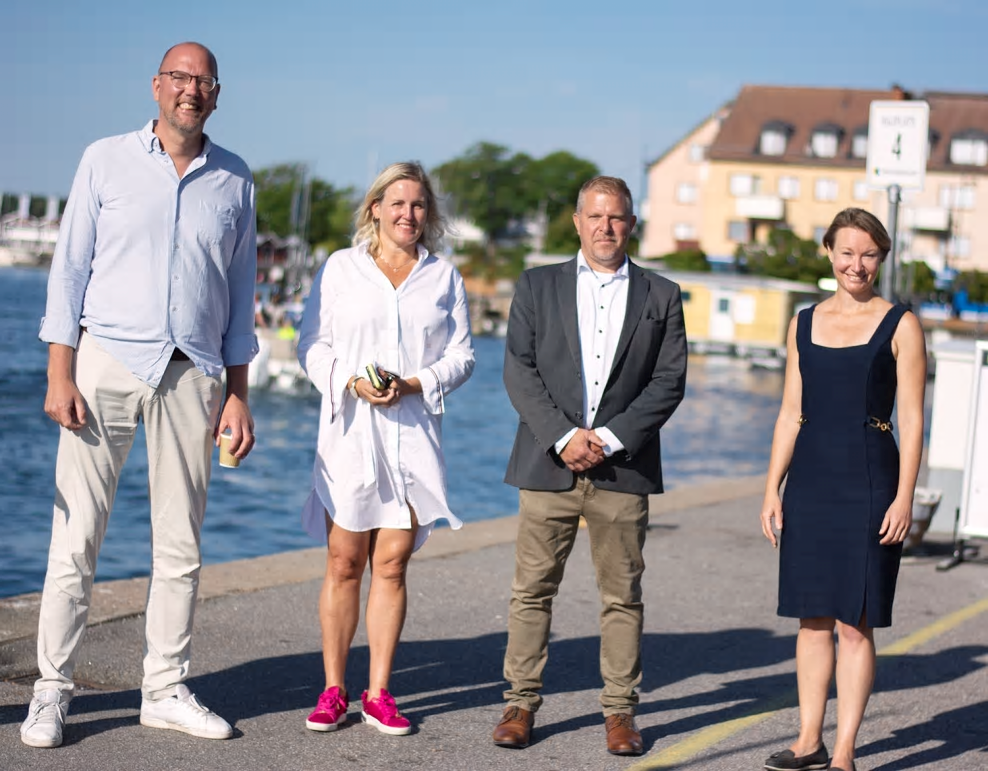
903, 206, 950, 232
735, 195, 784, 220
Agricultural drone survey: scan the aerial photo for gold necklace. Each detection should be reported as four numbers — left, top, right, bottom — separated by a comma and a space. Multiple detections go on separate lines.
377, 255, 415, 272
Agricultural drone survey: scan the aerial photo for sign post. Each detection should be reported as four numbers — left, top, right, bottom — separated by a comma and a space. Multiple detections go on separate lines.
866, 100, 930, 302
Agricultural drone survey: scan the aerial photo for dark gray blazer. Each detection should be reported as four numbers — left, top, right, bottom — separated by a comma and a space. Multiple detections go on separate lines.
503, 257, 687, 495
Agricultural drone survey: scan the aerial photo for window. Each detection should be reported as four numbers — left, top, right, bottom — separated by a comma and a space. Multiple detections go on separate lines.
950, 137, 988, 166
814, 178, 839, 201
851, 132, 868, 159
949, 235, 971, 258
673, 222, 696, 240
729, 174, 759, 197
813, 226, 828, 245
778, 176, 800, 200
939, 184, 976, 210
853, 180, 870, 202
760, 129, 787, 156
727, 220, 748, 242
676, 182, 697, 204
810, 131, 839, 158
688, 143, 706, 163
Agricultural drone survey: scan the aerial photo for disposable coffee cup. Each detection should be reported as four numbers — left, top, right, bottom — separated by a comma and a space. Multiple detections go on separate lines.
218, 431, 240, 468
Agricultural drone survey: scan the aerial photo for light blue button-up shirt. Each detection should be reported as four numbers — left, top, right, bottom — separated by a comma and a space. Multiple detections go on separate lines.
40, 120, 258, 387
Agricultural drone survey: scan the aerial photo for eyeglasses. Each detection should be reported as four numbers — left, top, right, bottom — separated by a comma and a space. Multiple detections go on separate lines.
158, 70, 219, 92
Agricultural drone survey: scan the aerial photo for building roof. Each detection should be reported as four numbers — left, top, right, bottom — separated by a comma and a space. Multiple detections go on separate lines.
706, 84, 988, 175
707, 85, 898, 168
646, 104, 730, 169
923, 91, 988, 171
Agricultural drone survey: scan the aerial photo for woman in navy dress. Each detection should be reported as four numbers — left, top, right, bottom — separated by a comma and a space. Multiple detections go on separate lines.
760, 208, 927, 771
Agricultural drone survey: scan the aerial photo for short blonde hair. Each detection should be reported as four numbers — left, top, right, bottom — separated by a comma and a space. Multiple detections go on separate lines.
353, 162, 447, 257
576, 175, 633, 214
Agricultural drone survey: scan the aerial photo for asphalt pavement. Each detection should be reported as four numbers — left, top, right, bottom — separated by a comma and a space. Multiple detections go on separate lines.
1, 475, 987, 771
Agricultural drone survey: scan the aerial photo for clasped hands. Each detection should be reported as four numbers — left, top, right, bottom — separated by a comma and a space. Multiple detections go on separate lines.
351, 372, 410, 407
560, 428, 606, 473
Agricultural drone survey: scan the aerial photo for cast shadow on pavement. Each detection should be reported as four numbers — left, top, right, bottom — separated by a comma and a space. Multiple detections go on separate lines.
0, 688, 139, 747
632, 643, 988, 759
858, 700, 988, 770
2, 638, 982, 755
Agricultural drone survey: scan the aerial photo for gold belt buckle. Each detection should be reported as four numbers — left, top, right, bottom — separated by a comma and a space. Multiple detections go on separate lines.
797, 414, 807, 426
868, 416, 892, 432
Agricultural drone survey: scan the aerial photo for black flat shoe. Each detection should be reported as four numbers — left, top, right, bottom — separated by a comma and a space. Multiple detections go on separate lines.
764, 744, 829, 771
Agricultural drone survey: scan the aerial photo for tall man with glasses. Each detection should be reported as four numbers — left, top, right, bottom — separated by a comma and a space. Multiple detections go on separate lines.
21, 42, 257, 748
493, 176, 687, 756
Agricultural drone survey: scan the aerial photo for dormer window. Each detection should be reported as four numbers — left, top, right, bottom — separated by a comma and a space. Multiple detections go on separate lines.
759, 120, 793, 156
851, 128, 868, 159
949, 130, 988, 166
809, 123, 843, 158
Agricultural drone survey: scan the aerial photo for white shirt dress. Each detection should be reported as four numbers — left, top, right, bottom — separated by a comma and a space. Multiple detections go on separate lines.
296, 241, 475, 551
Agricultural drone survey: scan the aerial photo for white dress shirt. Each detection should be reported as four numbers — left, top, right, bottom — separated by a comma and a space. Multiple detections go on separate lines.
555, 251, 629, 456
296, 242, 475, 551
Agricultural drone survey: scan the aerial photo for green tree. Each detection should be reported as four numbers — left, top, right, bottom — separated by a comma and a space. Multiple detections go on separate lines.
432, 142, 532, 255
432, 143, 601, 254
660, 249, 710, 272
1, 194, 18, 216
903, 260, 936, 297
253, 164, 353, 252
526, 151, 599, 224
255, 164, 305, 237
308, 179, 356, 254
736, 228, 830, 285
957, 270, 988, 305
544, 204, 579, 254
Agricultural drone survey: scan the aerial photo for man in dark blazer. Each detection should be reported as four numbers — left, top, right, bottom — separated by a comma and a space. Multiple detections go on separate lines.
492, 176, 687, 756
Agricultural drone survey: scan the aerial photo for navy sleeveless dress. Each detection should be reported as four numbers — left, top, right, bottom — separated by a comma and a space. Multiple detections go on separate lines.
779, 303, 908, 628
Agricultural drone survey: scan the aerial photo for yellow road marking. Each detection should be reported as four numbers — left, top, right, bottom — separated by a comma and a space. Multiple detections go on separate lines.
629, 594, 988, 770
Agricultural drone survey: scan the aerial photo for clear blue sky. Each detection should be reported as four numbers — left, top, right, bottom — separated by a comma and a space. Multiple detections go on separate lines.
2, 0, 985, 204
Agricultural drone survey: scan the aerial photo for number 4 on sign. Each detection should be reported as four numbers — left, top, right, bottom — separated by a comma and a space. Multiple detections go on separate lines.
892, 133, 902, 159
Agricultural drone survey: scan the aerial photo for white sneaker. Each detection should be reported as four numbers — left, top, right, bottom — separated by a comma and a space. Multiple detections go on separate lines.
21, 689, 71, 748
140, 684, 233, 740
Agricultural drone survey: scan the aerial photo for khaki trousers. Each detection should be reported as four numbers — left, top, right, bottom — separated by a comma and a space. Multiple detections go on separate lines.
503, 477, 648, 716
35, 333, 222, 700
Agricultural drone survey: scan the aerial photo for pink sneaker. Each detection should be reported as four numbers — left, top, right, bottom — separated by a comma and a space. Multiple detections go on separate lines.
306, 686, 348, 732
361, 689, 411, 735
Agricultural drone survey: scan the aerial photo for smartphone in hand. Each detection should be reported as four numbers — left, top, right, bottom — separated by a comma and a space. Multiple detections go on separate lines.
365, 363, 398, 390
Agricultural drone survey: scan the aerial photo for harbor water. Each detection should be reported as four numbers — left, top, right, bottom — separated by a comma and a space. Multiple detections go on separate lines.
0, 267, 784, 598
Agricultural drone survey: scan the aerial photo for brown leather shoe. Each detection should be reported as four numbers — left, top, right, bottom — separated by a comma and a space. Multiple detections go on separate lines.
492, 705, 534, 748
605, 713, 643, 756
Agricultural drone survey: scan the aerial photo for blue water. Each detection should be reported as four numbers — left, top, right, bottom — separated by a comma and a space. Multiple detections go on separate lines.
0, 267, 785, 597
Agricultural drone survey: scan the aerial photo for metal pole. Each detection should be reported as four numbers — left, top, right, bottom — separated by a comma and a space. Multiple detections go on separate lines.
882, 183, 901, 301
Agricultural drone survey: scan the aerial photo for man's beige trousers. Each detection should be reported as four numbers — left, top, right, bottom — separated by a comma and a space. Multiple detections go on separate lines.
35, 333, 222, 700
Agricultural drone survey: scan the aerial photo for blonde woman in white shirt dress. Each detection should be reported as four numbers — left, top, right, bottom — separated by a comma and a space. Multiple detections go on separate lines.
296, 162, 475, 736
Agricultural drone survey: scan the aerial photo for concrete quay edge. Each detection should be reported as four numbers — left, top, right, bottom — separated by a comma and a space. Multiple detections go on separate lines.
0, 474, 766, 648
